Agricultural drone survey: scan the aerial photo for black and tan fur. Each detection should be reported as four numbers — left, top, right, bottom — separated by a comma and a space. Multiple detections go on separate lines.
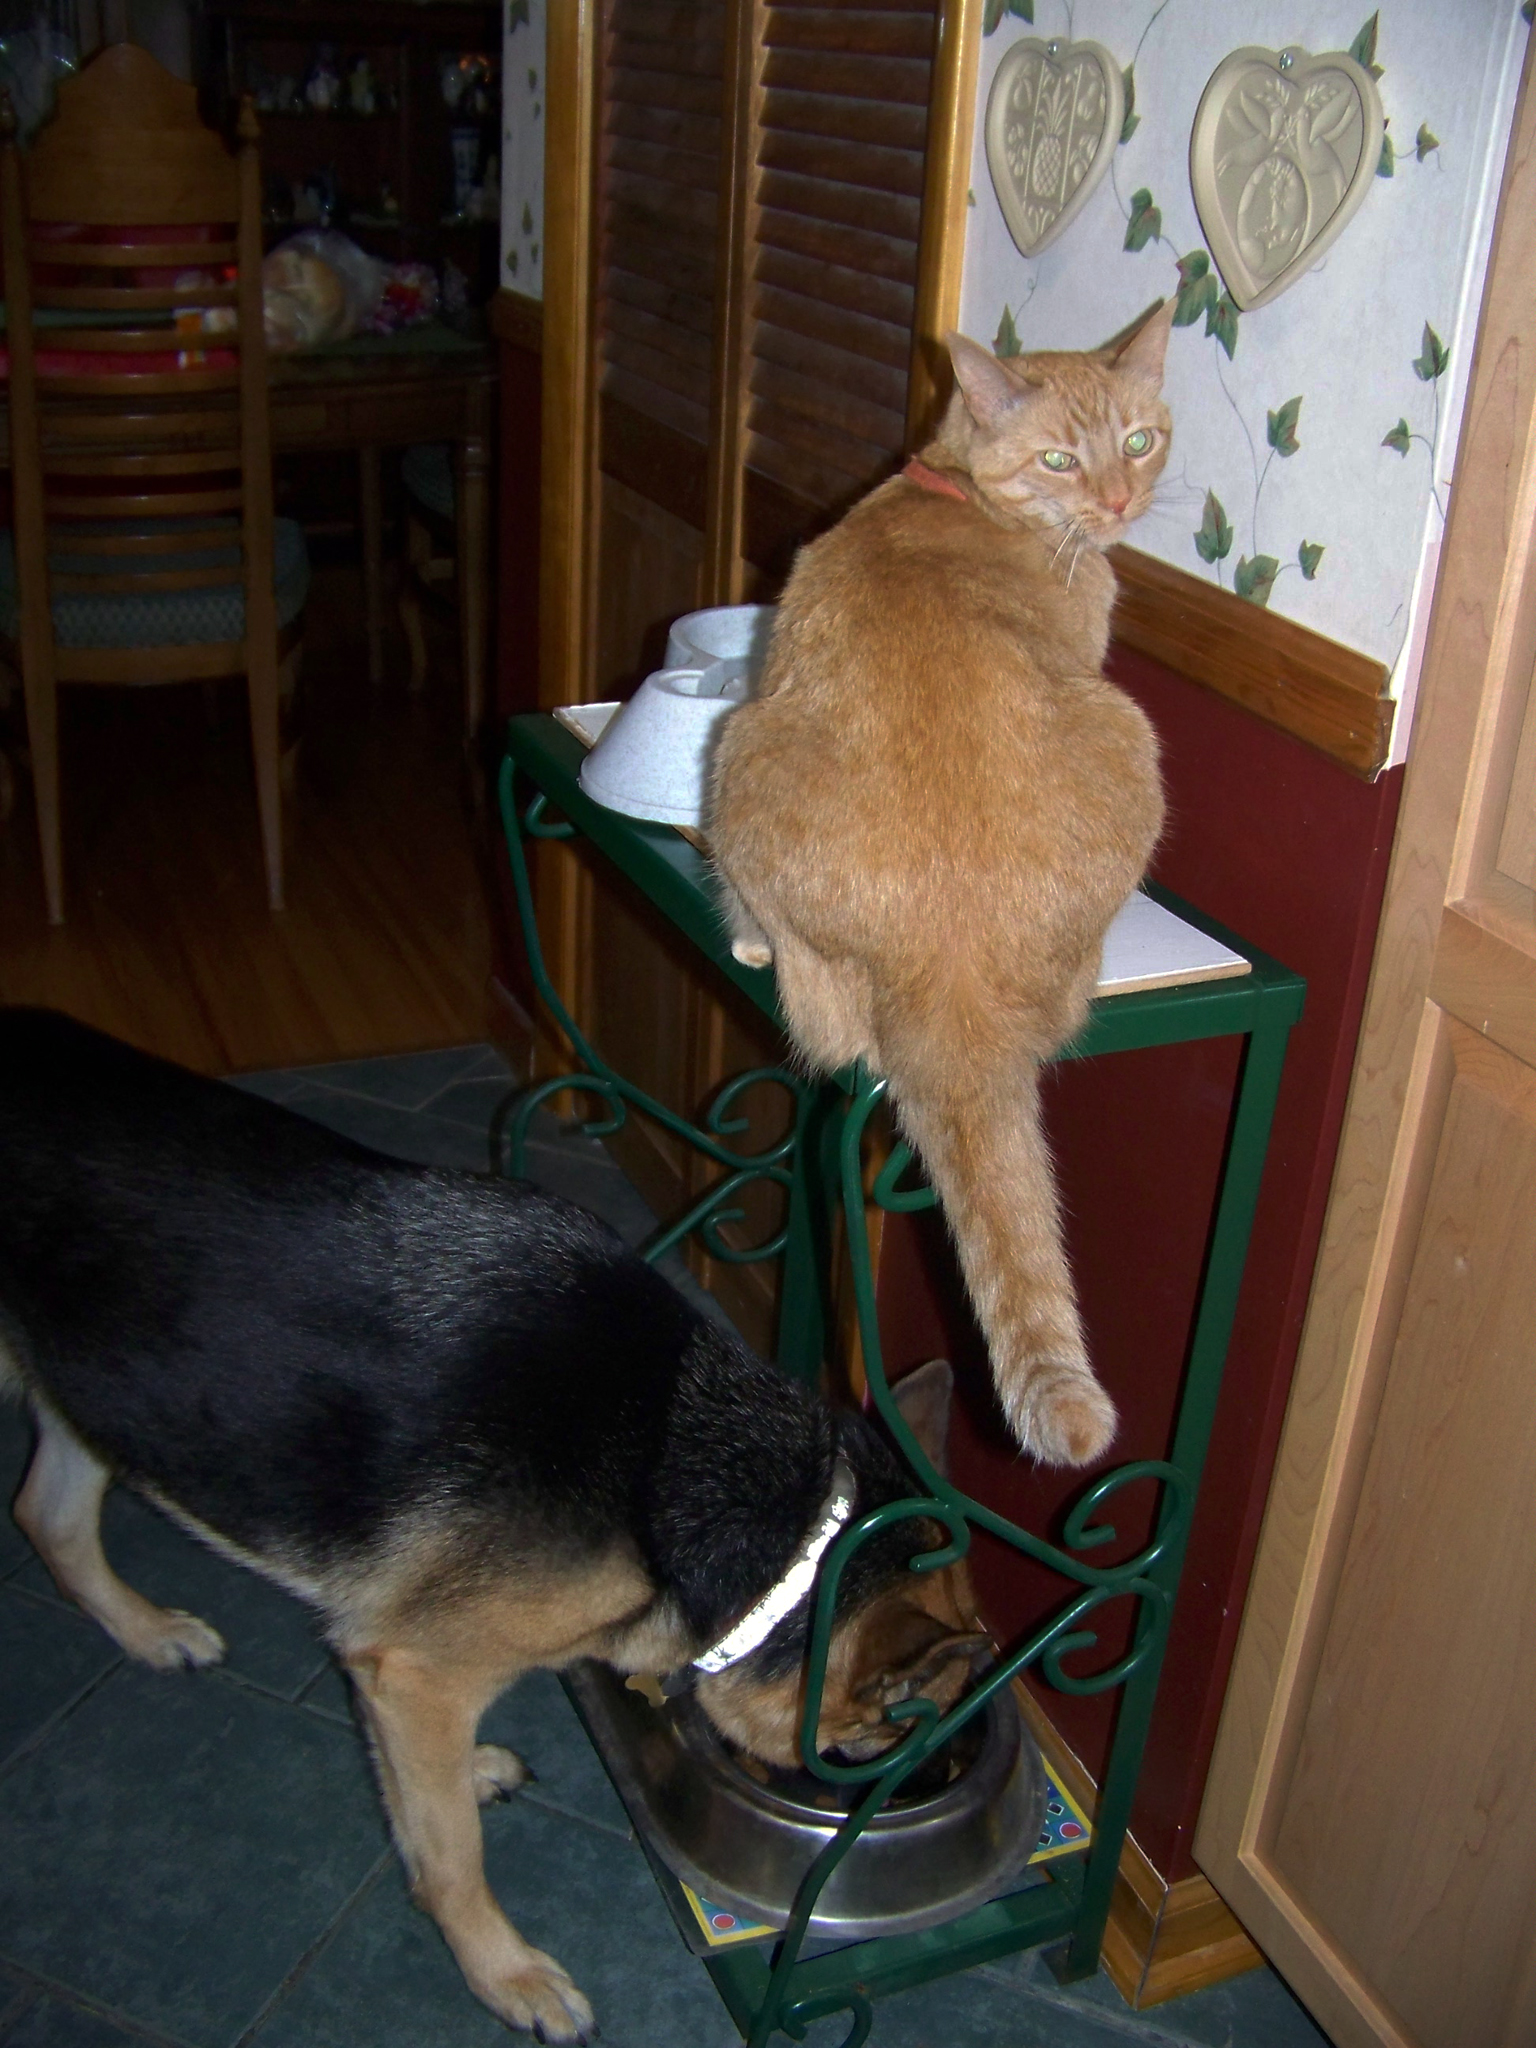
0, 1009, 981, 2044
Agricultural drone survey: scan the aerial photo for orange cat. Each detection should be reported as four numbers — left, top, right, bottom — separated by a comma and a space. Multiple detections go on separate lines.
709, 305, 1173, 1465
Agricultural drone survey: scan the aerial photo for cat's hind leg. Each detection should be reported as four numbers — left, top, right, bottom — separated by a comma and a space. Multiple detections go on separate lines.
772, 934, 876, 1074
14, 1401, 226, 1669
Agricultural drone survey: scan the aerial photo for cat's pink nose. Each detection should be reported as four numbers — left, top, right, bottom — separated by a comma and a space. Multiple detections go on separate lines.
1105, 491, 1131, 516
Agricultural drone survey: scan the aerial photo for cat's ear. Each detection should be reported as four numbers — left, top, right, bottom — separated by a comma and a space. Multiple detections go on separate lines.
945, 331, 1028, 429
1108, 298, 1175, 389
891, 1358, 954, 1477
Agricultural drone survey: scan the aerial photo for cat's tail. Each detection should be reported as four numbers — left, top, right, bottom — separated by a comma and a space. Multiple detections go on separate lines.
881, 1028, 1113, 1467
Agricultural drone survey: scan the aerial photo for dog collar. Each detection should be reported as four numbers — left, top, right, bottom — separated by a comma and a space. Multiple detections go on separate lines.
690, 1456, 858, 1677
902, 455, 970, 504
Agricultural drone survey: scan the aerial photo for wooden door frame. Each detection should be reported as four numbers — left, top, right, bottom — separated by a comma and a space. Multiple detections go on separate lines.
539, 0, 599, 711
1194, 37, 1536, 2047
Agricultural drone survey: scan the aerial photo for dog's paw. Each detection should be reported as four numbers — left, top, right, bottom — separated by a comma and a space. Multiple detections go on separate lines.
472, 1743, 532, 1804
730, 936, 773, 968
129, 1608, 226, 1671
476, 1950, 595, 2044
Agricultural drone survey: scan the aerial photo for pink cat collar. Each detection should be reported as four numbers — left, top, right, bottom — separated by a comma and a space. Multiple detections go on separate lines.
902, 456, 970, 504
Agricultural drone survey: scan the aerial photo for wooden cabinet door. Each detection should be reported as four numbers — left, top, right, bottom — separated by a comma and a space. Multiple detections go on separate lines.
1194, 44, 1536, 2048
533, 0, 978, 1352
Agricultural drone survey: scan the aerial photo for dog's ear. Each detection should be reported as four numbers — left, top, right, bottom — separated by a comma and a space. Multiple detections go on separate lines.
851, 1600, 988, 1710
890, 1358, 954, 1476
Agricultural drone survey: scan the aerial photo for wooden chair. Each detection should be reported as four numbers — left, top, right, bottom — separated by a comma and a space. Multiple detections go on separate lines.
0, 43, 306, 924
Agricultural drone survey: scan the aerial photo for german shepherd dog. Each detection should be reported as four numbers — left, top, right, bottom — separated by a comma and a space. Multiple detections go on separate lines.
0, 1010, 983, 2043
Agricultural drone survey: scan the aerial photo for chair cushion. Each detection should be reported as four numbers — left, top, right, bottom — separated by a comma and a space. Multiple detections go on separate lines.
0, 517, 310, 650
401, 441, 456, 522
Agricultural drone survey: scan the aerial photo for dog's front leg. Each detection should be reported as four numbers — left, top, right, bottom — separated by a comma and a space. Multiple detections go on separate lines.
347, 1648, 595, 2044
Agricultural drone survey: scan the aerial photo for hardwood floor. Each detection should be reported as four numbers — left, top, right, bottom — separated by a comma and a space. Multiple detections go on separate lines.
0, 560, 502, 1076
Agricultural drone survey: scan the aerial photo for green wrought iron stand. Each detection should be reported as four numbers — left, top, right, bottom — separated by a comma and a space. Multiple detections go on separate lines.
498, 713, 1305, 2048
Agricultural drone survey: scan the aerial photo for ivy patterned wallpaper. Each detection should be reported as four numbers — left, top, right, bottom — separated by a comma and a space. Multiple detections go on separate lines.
959, 2, 1529, 753
500, 0, 546, 299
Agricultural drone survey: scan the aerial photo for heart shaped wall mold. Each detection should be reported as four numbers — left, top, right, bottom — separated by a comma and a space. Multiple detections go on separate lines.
985, 37, 1124, 261
1190, 43, 1384, 313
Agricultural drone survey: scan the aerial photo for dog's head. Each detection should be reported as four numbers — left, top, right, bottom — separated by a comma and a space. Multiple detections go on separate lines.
695, 1361, 990, 1768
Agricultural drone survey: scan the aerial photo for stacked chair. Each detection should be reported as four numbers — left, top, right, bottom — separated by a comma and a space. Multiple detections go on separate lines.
0, 42, 308, 922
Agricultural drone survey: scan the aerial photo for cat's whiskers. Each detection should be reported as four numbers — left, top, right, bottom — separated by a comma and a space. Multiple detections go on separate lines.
1050, 518, 1082, 570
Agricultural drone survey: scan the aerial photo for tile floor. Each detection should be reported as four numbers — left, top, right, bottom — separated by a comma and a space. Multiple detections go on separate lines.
0, 1045, 1336, 2048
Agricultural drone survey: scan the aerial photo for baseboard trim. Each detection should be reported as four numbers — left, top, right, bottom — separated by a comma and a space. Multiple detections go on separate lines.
1107, 543, 1393, 778
1014, 1685, 1264, 2009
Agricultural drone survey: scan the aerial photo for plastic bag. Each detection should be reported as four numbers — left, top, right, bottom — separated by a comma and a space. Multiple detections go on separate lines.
262, 230, 386, 353
372, 261, 438, 334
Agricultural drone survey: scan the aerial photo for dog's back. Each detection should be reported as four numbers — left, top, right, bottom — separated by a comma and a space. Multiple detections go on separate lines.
0, 1009, 803, 1589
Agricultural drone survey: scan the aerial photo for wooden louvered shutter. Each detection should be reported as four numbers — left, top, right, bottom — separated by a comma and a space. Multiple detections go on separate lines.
742, 0, 938, 568
596, 0, 725, 533
590, 0, 942, 588
539, 0, 971, 1342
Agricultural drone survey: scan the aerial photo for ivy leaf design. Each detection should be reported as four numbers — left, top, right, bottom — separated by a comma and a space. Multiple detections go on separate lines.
1350, 13, 1386, 81
994, 305, 1022, 359
1125, 188, 1161, 252
1415, 123, 1440, 161
1298, 541, 1325, 581
1121, 66, 1139, 144
1173, 250, 1218, 327
1266, 396, 1302, 457
1413, 323, 1450, 381
1524, 0, 1533, 24
1207, 290, 1240, 360
1382, 418, 1412, 455
1377, 129, 1395, 178
1194, 491, 1233, 564
506, 248, 519, 276
521, 201, 534, 236
983, 0, 1006, 32
1007, 0, 1036, 18
507, 0, 531, 29
1234, 554, 1281, 606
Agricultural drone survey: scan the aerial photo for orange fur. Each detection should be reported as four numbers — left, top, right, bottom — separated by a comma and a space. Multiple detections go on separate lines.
710, 308, 1173, 1465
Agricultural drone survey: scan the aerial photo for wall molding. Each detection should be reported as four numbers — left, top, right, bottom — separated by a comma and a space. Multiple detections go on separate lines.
1109, 545, 1393, 778
491, 287, 544, 355
1014, 1684, 1264, 2009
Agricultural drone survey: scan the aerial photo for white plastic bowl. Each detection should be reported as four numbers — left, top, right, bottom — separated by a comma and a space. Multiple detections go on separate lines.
663, 602, 775, 678
578, 663, 747, 828
578, 605, 775, 829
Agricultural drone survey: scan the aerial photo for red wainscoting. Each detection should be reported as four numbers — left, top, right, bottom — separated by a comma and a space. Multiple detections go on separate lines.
874, 645, 1403, 1883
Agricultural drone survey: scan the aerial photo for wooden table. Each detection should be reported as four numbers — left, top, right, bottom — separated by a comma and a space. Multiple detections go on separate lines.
270, 324, 496, 741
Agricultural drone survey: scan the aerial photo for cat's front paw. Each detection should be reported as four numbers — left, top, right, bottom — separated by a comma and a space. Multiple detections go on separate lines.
1006, 1365, 1117, 1467
731, 936, 774, 968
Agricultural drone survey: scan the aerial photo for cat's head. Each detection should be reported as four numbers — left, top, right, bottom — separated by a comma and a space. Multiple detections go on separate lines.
937, 301, 1175, 547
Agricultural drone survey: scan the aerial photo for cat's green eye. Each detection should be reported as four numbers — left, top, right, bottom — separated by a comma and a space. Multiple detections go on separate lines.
1124, 428, 1153, 457
1040, 449, 1076, 472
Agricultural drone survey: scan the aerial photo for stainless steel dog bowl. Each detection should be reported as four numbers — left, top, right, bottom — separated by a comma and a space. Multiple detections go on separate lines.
565, 1661, 1047, 1940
